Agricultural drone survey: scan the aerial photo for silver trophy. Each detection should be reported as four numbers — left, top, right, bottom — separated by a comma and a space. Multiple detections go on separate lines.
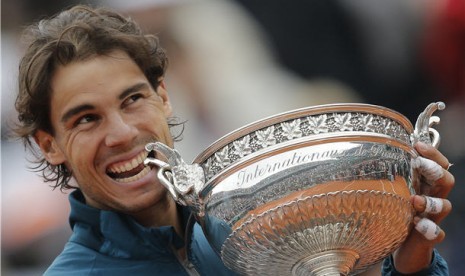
145, 102, 445, 275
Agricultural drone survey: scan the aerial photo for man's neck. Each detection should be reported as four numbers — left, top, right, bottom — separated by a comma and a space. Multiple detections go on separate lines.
130, 196, 184, 238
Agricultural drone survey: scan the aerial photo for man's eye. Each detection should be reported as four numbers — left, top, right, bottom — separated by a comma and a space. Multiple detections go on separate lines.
76, 114, 98, 125
123, 94, 143, 106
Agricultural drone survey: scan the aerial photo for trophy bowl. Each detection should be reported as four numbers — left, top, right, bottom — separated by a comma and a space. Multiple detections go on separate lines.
144, 102, 445, 275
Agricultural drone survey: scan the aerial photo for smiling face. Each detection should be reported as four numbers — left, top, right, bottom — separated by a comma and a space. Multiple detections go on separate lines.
35, 50, 174, 216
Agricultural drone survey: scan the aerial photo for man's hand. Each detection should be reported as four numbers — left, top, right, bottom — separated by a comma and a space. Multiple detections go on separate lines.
392, 142, 454, 273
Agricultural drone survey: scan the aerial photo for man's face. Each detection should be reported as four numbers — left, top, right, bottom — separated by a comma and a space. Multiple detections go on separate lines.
37, 50, 174, 214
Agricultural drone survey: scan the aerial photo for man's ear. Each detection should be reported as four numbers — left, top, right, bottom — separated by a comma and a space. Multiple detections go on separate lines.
157, 80, 172, 117
34, 130, 66, 165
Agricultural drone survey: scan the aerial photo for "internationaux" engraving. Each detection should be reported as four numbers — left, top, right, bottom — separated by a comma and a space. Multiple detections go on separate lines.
236, 144, 404, 187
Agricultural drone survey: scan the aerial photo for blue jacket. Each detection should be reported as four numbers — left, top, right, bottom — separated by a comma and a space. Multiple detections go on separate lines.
44, 190, 236, 275
45, 190, 448, 275
382, 249, 449, 276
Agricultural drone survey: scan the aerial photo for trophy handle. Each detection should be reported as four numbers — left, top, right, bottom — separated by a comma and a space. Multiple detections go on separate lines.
144, 142, 205, 217
412, 102, 445, 148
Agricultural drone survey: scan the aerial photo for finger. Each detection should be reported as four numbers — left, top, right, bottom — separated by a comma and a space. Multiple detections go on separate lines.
413, 217, 445, 242
422, 196, 443, 214
413, 156, 455, 198
413, 157, 444, 183
411, 195, 452, 223
414, 142, 450, 170
426, 170, 455, 199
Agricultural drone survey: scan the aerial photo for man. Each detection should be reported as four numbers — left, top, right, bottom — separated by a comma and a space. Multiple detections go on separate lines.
14, 4, 454, 275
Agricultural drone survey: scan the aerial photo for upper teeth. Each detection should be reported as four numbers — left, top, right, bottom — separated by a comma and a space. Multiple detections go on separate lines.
108, 151, 148, 174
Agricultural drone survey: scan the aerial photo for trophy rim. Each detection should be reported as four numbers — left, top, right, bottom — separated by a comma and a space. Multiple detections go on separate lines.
193, 103, 414, 164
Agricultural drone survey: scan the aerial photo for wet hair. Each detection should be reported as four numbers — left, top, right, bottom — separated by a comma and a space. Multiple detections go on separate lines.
14, 5, 179, 190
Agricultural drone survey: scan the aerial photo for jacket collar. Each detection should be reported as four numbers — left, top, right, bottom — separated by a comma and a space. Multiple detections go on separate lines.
68, 189, 190, 259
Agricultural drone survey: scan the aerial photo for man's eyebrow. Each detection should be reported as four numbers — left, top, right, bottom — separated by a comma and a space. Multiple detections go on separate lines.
118, 82, 150, 100
60, 83, 150, 123
61, 104, 95, 123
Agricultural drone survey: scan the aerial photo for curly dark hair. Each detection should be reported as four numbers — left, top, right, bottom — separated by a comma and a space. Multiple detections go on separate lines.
14, 5, 182, 191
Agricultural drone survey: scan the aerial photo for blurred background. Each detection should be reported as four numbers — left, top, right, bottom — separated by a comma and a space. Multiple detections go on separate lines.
2, 0, 464, 275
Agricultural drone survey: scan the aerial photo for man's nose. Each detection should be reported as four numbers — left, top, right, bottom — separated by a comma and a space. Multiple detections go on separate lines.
104, 114, 138, 147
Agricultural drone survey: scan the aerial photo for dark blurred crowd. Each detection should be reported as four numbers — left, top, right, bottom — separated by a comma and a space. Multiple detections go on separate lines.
2, 0, 464, 275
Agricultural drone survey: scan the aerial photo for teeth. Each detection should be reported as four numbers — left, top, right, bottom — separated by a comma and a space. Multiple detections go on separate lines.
108, 151, 148, 174
131, 158, 138, 169
115, 166, 151, 183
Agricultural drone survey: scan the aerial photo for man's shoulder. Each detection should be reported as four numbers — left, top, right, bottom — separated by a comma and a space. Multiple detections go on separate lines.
44, 240, 143, 275
44, 240, 98, 275
44, 240, 188, 276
